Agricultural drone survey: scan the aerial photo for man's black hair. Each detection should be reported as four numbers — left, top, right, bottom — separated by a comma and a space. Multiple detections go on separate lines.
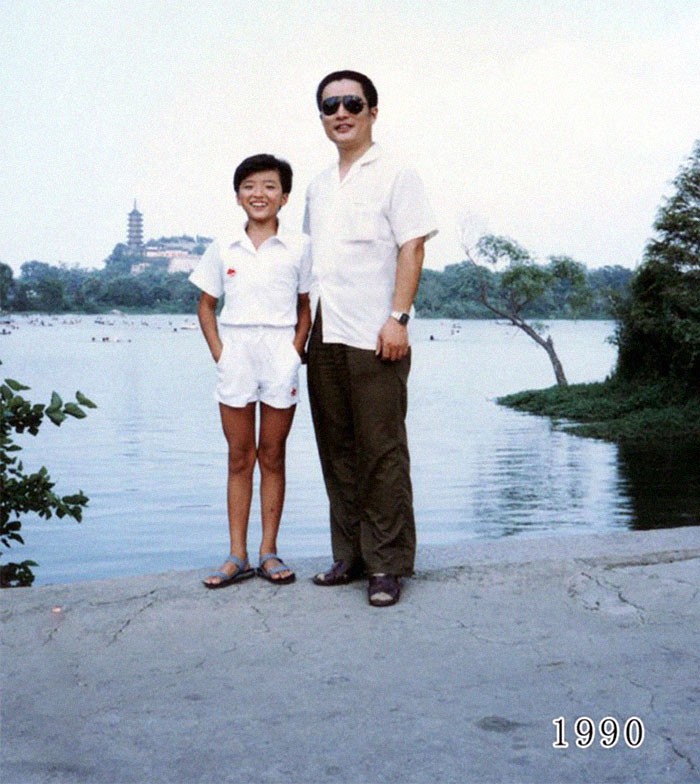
315, 70, 378, 111
233, 154, 293, 194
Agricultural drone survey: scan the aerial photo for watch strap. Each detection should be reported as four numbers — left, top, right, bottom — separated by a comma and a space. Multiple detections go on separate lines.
391, 310, 410, 326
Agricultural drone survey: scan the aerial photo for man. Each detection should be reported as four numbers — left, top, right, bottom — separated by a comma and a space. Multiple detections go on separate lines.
304, 70, 437, 607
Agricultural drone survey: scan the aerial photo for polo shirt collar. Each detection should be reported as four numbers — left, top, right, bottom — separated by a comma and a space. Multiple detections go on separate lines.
228, 221, 290, 251
273, 222, 294, 248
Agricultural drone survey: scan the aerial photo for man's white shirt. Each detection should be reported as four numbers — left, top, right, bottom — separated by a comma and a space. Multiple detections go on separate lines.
303, 144, 437, 350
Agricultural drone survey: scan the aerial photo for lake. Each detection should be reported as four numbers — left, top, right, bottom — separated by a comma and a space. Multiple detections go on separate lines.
3, 314, 698, 585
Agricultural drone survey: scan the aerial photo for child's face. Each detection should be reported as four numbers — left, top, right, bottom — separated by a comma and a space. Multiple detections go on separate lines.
236, 169, 288, 223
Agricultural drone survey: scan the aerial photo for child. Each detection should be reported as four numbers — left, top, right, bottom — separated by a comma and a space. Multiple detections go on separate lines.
189, 154, 311, 588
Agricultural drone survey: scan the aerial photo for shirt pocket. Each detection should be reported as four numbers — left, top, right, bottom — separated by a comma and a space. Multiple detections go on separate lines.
342, 203, 379, 242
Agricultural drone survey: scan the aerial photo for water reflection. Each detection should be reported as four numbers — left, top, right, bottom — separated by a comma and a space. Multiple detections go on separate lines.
4, 314, 698, 584
474, 426, 632, 538
617, 442, 700, 530
408, 320, 634, 545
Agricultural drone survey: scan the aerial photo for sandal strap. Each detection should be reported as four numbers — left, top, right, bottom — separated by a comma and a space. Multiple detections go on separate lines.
225, 554, 250, 570
205, 555, 251, 583
259, 552, 283, 566
259, 553, 290, 575
369, 574, 400, 596
317, 560, 352, 581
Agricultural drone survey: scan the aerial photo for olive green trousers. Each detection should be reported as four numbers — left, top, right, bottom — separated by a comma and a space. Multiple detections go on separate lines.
307, 312, 416, 577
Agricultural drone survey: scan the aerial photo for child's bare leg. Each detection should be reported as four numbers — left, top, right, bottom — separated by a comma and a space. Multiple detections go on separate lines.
257, 403, 296, 580
204, 402, 257, 586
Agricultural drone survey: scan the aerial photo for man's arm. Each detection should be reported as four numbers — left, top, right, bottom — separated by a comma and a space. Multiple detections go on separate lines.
376, 236, 426, 361
197, 292, 223, 362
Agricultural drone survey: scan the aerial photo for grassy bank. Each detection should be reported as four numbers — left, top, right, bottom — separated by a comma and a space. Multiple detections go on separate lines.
498, 379, 700, 443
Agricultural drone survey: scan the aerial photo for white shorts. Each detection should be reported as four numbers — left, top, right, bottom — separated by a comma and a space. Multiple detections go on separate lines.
215, 325, 302, 409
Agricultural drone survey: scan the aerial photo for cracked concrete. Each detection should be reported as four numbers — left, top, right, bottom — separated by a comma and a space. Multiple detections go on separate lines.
2, 527, 700, 784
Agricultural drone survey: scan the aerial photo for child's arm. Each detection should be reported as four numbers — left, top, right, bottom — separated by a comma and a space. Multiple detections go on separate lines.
293, 292, 311, 360
197, 292, 223, 362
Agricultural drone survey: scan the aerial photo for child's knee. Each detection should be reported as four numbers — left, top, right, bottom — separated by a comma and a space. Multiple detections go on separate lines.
257, 441, 286, 473
227, 445, 256, 475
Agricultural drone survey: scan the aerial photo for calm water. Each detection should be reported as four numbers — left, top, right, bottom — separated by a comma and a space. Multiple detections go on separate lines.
3, 314, 698, 585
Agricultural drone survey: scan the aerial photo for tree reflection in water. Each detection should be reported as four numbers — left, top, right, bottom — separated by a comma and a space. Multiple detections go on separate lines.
617, 442, 700, 530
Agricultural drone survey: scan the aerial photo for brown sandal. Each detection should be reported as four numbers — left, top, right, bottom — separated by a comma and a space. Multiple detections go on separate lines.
368, 574, 401, 607
312, 559, 365, 586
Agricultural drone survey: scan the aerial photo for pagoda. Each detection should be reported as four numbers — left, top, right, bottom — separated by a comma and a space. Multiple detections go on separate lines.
127, 200, 143, 250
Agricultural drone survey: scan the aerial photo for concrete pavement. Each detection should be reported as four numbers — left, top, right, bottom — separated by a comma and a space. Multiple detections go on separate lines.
2, 527, 700, 783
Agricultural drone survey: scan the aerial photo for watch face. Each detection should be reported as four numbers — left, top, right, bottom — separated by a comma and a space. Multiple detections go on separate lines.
399, 313, 409, 325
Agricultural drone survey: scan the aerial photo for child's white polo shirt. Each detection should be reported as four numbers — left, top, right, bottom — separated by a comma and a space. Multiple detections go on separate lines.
189, 223, 311, 326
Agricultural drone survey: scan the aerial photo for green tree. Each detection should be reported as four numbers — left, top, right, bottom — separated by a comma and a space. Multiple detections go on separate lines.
414, 268, 447, 317
104, 243, 140, 277
36, 277, 67, 312
0, 263, 14, 310
463, 235, 593, 386
587, 266, 634, 318
615, 140, 700, 387
9, 282, 30, 311
16, 261, 67, 312
58, 265, 93, 310
100, 275, 147, 308
1, 365, 96, 587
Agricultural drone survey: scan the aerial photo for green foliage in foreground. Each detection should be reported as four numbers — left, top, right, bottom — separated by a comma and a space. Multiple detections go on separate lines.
1, 365, 96, 587
498, 380, 700, 443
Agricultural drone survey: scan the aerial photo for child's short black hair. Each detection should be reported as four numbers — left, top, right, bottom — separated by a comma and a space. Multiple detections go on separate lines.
233, 154, 293, 194
315, 70, 378, 110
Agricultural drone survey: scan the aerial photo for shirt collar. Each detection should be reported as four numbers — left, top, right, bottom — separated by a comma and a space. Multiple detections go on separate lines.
357, 142, 382, 166
228, 221, 290, 250
335, 143, 382, 185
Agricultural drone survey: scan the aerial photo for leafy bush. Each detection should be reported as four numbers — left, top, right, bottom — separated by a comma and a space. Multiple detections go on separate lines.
1, 363, 96, 587
615, 140, 700, 388
499, 379, 700, 442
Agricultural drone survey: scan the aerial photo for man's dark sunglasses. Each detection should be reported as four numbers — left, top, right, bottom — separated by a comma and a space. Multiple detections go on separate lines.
321, 95, 366, 116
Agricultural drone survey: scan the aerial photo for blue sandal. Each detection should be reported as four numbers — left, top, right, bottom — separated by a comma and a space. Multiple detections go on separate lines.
203, 555, 255, 589
257, 553, 296, 585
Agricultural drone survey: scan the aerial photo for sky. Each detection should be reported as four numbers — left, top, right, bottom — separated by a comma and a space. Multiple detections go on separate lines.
2, 0, 700, 275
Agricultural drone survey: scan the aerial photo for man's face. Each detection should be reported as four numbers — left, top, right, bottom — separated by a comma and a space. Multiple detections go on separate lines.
236, 170, 288, 222
320, 78, 377, 150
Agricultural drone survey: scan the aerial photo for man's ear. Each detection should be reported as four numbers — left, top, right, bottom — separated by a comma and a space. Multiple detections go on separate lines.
279, 193, 289, 209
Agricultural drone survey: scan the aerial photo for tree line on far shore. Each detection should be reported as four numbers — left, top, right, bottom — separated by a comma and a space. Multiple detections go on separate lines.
0, 250, 632, 320
415, 261, 632, 320
0, 252, 199, 315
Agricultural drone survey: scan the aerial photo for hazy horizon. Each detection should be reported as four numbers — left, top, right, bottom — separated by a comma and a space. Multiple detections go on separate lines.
3, 1, 700, 274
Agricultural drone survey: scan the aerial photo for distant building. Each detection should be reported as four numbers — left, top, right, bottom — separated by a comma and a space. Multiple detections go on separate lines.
127, 201, 143, 250
132, 234, 212, 275
123, 201, 211, 274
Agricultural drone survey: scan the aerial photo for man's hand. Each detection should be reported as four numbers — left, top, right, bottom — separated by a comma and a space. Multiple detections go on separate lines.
376, 317, 409, 361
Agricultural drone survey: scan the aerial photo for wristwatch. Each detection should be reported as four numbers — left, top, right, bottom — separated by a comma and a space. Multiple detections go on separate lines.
391, 310, 410, 326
